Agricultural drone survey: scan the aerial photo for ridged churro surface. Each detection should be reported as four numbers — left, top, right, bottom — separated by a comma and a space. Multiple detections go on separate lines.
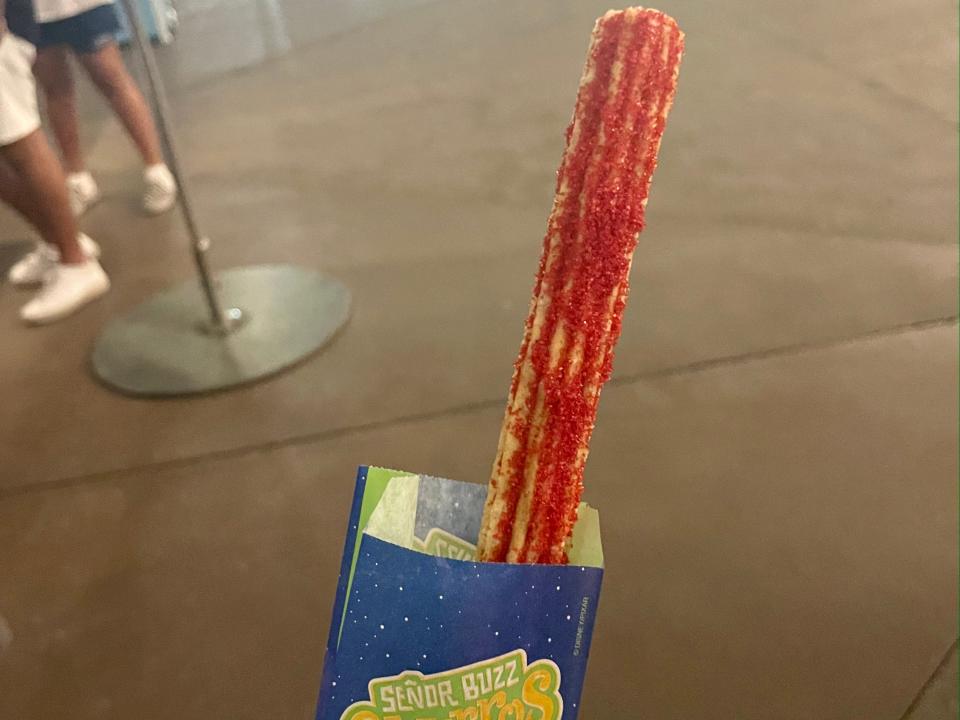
477, 7, 684, 564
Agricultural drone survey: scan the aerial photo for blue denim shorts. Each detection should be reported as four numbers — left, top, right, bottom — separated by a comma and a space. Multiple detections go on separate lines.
36, 4, 121, 55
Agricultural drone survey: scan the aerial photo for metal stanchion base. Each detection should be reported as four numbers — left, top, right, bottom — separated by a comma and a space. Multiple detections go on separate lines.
91, 264, 350, 396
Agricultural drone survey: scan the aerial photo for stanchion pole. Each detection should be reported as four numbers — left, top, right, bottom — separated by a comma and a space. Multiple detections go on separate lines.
118, 0, 231, 332
91, 2, 351, 396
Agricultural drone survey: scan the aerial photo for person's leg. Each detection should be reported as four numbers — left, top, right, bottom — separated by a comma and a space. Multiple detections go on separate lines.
0, 129, 83, 263
78, 41, 162, 166
32, 46, 84, 173
0, 156, 38, 225
1, 131, 109, 323
78, 39, 177, 213
33, 43, 100, 215
0, 152, 100, 278
0, 33, 108, 323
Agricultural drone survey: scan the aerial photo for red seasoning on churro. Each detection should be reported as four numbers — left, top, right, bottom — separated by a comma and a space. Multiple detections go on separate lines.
478, 7, 684, 565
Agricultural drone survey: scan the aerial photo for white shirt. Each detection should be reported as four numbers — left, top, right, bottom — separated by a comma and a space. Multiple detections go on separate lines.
33, 0, 112, 23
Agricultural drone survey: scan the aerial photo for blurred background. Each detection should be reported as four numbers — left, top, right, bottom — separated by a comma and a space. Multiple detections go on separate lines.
0, 0, 957, 718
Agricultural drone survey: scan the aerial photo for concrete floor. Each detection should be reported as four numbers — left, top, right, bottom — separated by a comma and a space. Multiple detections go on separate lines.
0, 0, 957, 718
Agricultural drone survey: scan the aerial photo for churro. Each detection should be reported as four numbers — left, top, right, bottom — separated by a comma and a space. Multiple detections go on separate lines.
477, 7, 684, 564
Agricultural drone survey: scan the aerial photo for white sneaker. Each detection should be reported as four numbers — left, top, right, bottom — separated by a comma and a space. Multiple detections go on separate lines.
20, 259, 110, 325
7, 233, 101, 287
143, 163, 177, 214
66, 171, 101, 216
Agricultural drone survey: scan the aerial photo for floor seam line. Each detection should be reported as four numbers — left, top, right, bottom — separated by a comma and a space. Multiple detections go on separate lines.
610, 315, 959, 387
897, 638, 959, 720
1, 313, 956, 500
